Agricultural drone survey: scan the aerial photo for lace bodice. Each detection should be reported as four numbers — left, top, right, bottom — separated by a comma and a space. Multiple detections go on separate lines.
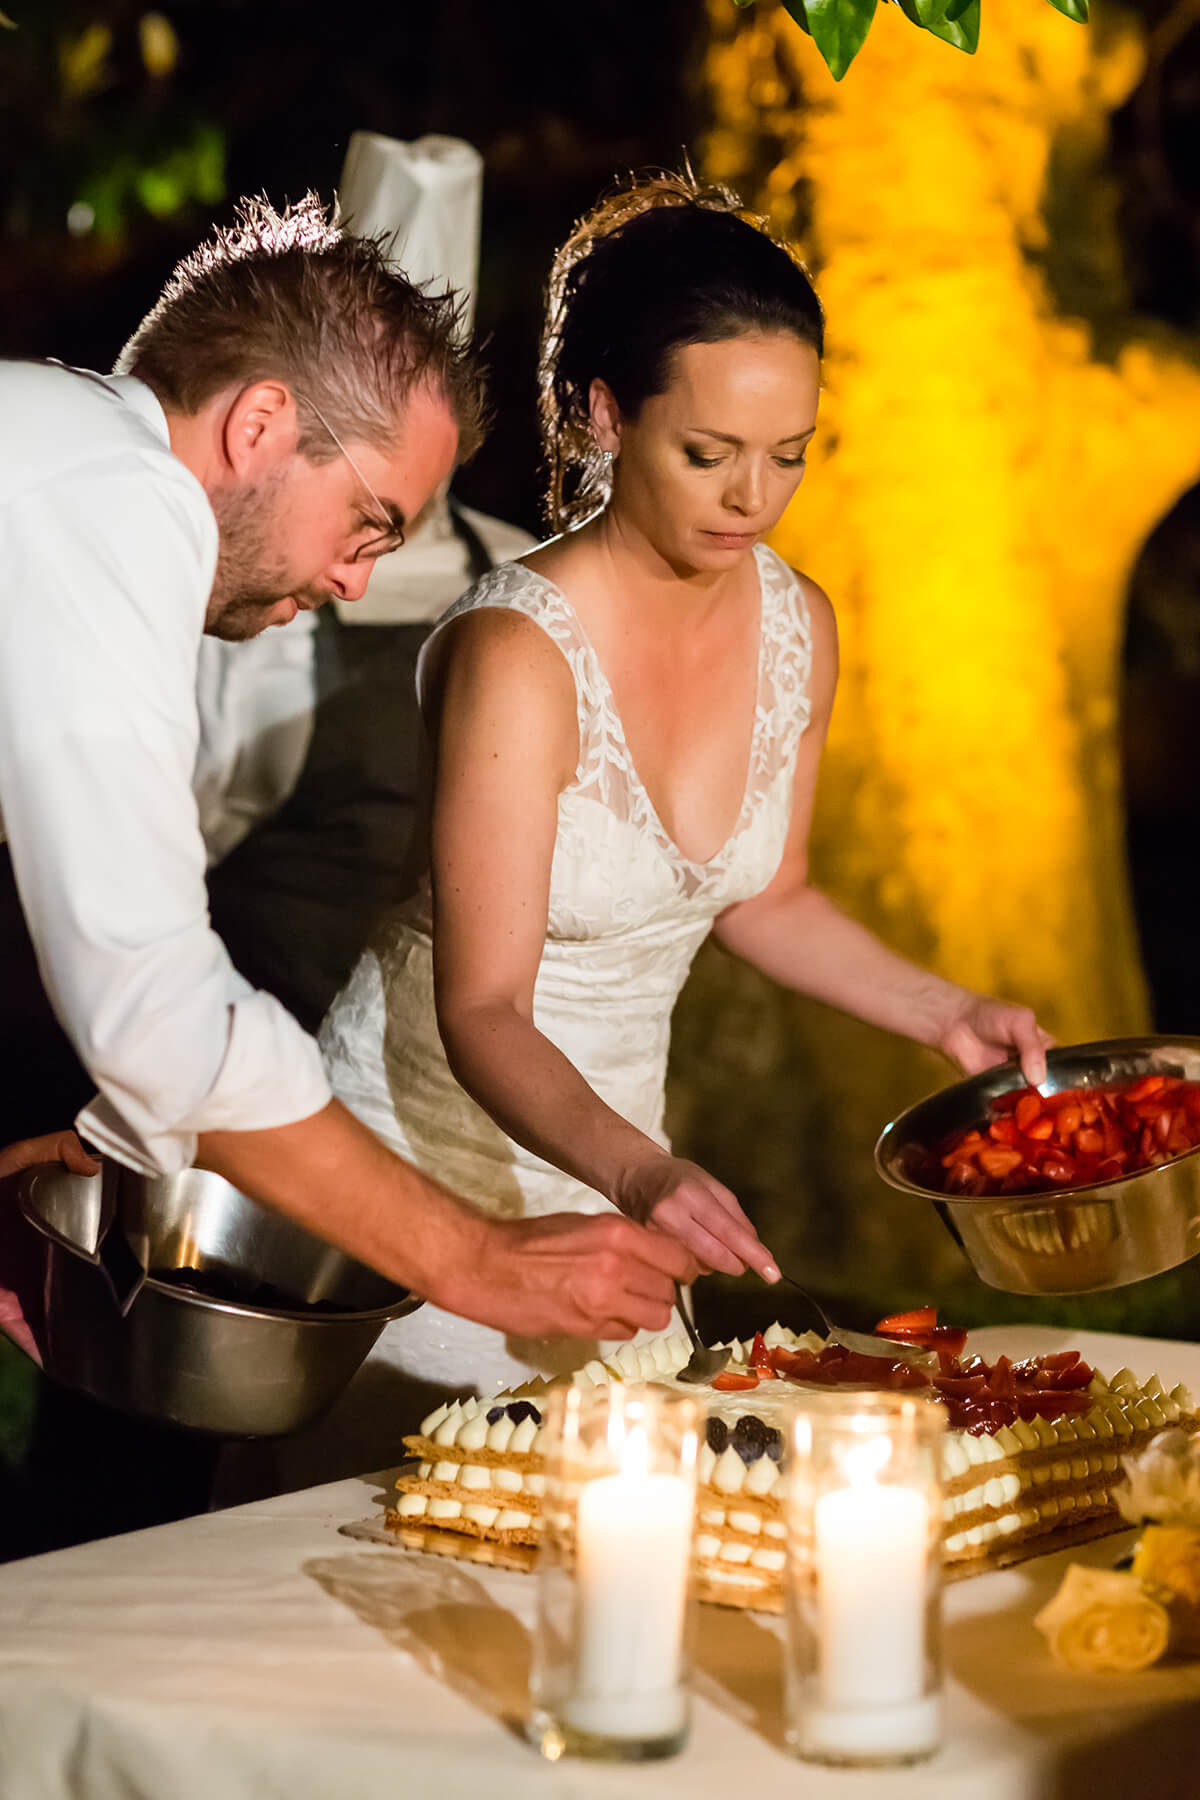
318, 542, 813, 1392
405, 541, 812, 934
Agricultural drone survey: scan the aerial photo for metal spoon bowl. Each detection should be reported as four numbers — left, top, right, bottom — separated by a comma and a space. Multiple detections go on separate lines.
778, 1269, 937, 1367
672, 1281, 732, 1385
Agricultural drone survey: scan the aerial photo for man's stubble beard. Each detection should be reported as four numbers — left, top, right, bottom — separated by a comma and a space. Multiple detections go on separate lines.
205, 474, 315, 642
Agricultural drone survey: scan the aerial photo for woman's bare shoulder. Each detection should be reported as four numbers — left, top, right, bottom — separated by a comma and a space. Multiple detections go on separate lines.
766, 550, 834, 633
434, 600, 571, 687
792, 567, 836, 638
425, 600, 577, 760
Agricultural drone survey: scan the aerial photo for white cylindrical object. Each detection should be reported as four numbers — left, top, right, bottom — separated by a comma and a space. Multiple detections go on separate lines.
337, 131, 482, 330
815, 1483, 927, 1707
785, 1395, 943, 1767
564, 1471, 693, 1740
807, 1481, 937, 1757
802, 1694, 941, 1759
530, 1385, 698, 1761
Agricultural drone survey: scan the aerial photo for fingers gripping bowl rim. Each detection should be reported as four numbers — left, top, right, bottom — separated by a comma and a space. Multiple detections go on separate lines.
874, 1037, 1200, 1295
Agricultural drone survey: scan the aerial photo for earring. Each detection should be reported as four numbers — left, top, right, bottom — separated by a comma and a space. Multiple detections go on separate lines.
601, 448, 613, 466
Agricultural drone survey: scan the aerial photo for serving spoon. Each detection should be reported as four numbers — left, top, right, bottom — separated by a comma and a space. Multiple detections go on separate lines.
671, 1274, 935, 1387
778, 1268, 936, 1365
673, 1282, 732, 1385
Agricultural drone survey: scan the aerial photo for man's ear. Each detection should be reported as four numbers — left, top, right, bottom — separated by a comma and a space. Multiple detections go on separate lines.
219, 381, 296, 477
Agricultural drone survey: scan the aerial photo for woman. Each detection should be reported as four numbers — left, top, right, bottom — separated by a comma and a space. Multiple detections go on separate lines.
321, 172, 1050, 1396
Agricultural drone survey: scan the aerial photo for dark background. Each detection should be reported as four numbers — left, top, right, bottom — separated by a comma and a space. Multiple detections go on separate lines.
0, 0, 707, 536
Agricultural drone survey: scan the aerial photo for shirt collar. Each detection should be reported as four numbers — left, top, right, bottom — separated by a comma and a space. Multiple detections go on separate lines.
103, 373, 171, 447
49, 365, 172, 449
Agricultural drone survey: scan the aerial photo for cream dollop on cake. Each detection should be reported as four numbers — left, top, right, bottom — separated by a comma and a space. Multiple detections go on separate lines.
387, 1325, 1198, 1606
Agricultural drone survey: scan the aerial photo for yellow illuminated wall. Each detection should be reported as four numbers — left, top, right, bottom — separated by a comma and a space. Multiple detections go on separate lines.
668, 1, 1200, 1294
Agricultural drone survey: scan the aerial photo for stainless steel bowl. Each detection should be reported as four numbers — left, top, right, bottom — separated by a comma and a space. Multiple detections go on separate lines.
18, 1162, 422, 1436
874, 1036, 1200, 1295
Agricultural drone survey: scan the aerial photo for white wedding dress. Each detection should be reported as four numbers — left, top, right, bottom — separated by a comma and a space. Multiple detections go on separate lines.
318, 542, 814, 1399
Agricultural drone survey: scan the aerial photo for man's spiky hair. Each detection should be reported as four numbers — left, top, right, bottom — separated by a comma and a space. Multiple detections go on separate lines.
156, 192, 344, 293
118, 193, 486, 462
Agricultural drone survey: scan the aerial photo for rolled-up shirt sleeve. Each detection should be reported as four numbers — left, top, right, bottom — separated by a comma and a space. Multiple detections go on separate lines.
0, 457, 331, 1174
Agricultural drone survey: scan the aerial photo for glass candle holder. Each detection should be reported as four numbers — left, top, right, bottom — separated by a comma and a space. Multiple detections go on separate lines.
528, 1382, 700, 1763
783, 1391, 945, 1768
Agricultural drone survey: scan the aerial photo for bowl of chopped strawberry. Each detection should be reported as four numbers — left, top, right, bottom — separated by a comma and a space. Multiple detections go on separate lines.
874, 1037, 1200, 1295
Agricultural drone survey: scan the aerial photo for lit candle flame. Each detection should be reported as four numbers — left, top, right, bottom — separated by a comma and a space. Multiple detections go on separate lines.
844, 1433, 892, 1487
622, 1423, 651, 1481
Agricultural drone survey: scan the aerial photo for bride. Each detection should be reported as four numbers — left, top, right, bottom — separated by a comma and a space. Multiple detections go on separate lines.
320, 172, 1050, 1397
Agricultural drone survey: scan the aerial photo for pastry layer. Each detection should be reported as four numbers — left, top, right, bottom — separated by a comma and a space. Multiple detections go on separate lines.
388, 1324, 1197, 1604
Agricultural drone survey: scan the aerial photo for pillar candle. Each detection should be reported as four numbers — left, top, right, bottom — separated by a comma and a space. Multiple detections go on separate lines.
807, 1467, 938, 1756
564, 1469, 693, 1740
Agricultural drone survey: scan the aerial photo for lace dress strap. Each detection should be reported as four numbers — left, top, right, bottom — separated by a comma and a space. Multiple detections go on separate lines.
748, 542, 814, 802
415, 561, 597, 772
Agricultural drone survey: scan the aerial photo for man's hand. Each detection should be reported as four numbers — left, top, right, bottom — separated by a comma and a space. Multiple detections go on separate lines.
0, 1130, 101, 1183
452, 1210, 701, 1342
0, 1129, 101, 1363
612, 1154, 780, 1284
201, 1103, 710, 1345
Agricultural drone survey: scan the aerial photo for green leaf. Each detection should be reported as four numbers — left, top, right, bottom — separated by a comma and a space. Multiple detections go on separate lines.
896, 0, 980, 53
786, 0, 878, 79
1045, 0, 1088, 20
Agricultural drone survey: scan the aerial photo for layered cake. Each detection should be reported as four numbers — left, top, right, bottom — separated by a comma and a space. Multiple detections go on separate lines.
387, 1322, 1198, 1609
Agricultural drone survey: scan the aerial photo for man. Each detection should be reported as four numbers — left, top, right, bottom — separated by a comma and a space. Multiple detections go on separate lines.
194, 136, 538, 1033
1, 196, 768, 1368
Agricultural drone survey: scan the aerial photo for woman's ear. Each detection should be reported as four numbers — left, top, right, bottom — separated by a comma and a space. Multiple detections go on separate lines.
587, 378, 622, 460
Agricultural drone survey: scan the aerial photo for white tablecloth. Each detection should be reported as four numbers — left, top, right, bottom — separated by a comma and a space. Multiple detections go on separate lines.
1, 1327, 1198, 1800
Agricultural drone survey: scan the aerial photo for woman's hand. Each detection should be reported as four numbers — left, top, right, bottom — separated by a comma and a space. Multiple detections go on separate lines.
0, 1129, 100, 1363
937, 993, 1053, 1088
613, 1154, 780, 1283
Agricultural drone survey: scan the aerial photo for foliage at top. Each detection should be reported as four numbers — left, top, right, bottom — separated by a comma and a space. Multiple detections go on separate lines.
737, 0, 1088, 81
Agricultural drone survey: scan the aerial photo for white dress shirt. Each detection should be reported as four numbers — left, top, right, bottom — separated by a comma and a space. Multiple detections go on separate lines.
0, 362, 331, 1173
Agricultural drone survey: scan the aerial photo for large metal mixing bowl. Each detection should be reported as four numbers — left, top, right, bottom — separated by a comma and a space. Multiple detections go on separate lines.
874, 1036, 1200, 1295
18, 1161, 422, 1436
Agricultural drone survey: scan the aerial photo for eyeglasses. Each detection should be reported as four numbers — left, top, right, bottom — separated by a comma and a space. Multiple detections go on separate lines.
295, 392, 406, 562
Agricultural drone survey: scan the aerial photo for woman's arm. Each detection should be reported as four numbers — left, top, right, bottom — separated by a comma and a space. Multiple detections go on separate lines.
425, 608, 778, 1279
713, 579, 1051, 1083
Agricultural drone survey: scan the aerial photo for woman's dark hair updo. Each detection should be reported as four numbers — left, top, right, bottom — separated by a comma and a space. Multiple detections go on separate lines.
539, 170, 824, 530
